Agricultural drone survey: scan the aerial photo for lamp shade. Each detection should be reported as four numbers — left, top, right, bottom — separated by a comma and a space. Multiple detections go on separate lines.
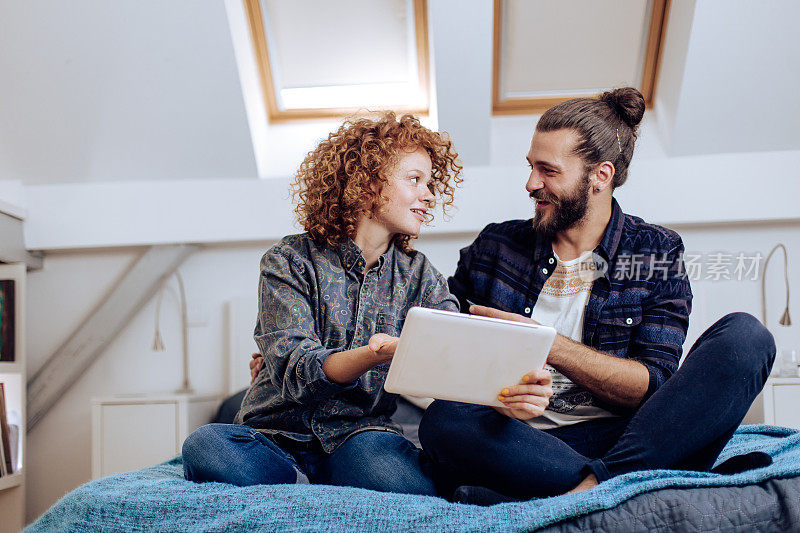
780, 308, 792, 327
761, 243, 791, 328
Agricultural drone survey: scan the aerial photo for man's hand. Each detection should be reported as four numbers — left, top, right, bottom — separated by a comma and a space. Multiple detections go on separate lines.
367, 333, 399, 364
473, 304, 649, 408
249, 352, 263, 384
470, 305, 539, 325
470, 306, 551, 419
494, 368, 553, 420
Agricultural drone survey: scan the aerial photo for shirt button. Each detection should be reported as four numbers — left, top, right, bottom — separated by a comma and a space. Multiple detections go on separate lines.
625, 317, 633, 325
548, 258, 555, 264
524, 307, 531, 314
542, 268, 549, 275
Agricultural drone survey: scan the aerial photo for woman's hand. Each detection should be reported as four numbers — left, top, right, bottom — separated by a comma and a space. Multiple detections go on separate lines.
494, 368, 553, 420
322, 334, 399, 383
249, 335, 398, 387
249, 352, 263, 384
367, 333, 399, 364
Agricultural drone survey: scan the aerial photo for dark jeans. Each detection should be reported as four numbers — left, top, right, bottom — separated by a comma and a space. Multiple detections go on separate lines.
182, 424, 437, 496
419, 312, 776, 499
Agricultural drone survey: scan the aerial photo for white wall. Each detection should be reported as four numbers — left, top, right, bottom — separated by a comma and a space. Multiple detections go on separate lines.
675, 222, 800, 354
662, 0, 800, 156
0, 0, 256, 184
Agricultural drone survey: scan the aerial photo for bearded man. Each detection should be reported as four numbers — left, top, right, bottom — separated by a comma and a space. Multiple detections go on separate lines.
418, 87, 776, 503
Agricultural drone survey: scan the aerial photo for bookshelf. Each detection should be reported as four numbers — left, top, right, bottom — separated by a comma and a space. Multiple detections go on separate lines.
0, 263, 25, 533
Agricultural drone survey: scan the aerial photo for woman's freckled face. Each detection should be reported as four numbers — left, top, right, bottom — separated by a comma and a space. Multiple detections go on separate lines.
373, 148, 435, 237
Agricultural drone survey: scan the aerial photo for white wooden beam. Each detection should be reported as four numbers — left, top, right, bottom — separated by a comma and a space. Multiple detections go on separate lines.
224, 0, 271, 179
21, 149, 800, 251
0, 212, 42, 270
24, 178, 296, 251
26, 244, 198, 431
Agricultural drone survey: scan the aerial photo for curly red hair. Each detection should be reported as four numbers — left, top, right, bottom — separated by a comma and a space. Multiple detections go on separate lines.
292, 112, 462, 252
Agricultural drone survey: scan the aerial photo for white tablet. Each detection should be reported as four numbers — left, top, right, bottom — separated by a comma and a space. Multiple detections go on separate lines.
384, 307, 556, 407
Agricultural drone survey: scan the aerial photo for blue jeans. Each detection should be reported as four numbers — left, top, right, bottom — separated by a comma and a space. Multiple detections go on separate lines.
182, 425, 437, 496
419, 312, 776, 499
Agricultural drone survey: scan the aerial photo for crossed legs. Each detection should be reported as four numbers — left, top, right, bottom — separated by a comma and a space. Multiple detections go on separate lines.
183, 425, 437, 496
419, 312, 776, 499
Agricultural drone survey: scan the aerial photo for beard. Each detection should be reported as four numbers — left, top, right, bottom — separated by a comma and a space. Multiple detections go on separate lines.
531, 173, 591, 238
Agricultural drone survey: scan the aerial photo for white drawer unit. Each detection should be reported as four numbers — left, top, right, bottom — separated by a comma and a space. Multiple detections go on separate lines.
745, 377, 800, 430
92, 393, 219, 479
765, 378, 800, 429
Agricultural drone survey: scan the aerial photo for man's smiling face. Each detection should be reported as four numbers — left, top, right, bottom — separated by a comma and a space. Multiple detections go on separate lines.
525, 128, 592, 238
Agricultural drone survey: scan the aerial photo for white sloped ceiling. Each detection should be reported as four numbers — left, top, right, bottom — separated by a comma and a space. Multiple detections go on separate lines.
0, 0, 257, 184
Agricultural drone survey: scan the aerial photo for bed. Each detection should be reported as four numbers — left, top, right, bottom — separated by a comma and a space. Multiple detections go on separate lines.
26, 300, 800, 531
25, 409, 800, 532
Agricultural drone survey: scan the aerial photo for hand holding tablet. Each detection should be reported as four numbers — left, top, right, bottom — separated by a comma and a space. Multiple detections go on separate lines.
494, 367, 554, 419
384, 307, 556, 408
468, 304, 555, 418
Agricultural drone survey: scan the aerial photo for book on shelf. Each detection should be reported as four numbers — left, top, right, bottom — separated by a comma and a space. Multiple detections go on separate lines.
0, 280, 15, 363
8, 423, 19, 473
0, 382, 13, 475
0, 426, 5, 477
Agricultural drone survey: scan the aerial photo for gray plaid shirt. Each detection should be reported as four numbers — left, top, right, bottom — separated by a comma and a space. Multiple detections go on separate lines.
235, 233, 458, 453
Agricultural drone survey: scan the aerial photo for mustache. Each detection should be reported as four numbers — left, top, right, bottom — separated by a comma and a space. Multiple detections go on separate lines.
530, 191, 559, 205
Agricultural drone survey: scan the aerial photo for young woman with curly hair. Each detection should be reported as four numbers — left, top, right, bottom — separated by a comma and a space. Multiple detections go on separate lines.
182, 113, 462, 495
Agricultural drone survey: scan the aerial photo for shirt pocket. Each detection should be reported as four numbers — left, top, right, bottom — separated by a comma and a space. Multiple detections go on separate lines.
362, 364, 390, 393
375, 312, 402, 336
595, 306, 642, 355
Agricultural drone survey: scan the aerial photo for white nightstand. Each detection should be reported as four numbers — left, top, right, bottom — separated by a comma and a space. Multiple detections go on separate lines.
744, 377, 800, 430
91, 393, 220, 479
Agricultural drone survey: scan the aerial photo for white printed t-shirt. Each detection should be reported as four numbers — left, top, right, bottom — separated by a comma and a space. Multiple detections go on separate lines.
526, 251, 619, 429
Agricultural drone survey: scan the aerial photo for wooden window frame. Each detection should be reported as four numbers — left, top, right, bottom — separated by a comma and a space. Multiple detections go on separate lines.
492, 0, 671, 116
244, 0, 430, 123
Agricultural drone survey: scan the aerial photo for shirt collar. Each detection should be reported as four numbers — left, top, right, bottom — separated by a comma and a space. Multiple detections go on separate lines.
596, 198, 624, 262
531, 197, 625, 265
338, 238, 393, 274
531, 228, 552, 263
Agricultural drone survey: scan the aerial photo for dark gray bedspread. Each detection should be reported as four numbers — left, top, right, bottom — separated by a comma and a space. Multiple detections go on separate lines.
541, 476, 800, 532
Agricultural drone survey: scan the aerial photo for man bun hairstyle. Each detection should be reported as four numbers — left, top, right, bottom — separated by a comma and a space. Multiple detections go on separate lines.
536, 87, 645, 188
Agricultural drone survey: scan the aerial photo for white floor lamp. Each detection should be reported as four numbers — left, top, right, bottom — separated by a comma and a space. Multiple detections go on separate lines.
761, 243, 792, 327
152, 270, 194, 394
762, 243, 795, 377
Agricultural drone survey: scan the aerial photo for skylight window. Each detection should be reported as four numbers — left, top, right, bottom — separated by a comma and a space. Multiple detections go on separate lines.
244, 0, 429, 122
492, 0, 670, 115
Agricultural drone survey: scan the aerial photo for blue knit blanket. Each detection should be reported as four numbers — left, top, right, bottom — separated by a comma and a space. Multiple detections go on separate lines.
27, 425, 800, 532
